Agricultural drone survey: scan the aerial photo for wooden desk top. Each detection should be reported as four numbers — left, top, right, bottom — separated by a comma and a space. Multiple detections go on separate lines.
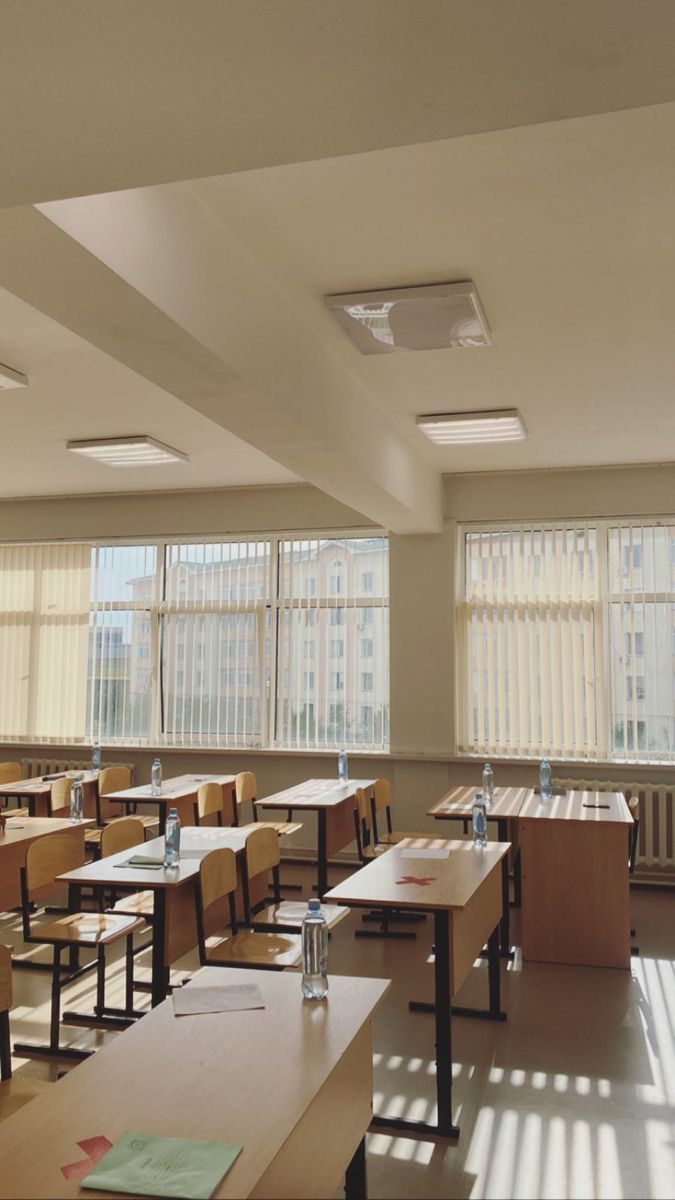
105, 773, 236, 805
0, 966, 390, 1199
0, 771, 99, 798
429, 785, 530, 820
325, 837, 510, 912
57, 827, 250, 890
0, 817, 94, 848
256, 777, 377, 811
518, 789, 632, 825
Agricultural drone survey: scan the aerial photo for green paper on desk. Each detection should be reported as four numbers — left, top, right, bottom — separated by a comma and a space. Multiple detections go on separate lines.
115, 855, 166, 869
81, 1131, 242, 1198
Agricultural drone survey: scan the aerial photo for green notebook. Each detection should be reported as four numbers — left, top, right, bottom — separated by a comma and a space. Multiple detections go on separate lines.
81, 1131, 242, 1199
115, 855, 166, 869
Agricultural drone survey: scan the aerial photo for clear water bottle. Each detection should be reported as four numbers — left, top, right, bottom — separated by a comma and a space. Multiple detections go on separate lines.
164, 807, 181, 867
539, 758, 552, 799
302, 898, 328, 1000
91, 741, 102, 771
337, 748, 349, 783
482, 762, 494, 805
151, 757, 162, 797
472, 791, 488, 848
70, 775, 84, 823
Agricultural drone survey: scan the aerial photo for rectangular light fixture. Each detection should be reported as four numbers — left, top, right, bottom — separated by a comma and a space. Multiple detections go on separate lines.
325, 280, 490, 354
0, 361, 28, 390
66, 435, 189, 467
416, 409, 526, 445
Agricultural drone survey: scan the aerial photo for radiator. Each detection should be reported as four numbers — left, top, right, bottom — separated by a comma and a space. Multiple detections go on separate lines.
553, 776, 674, 882
21, 756, 135, 781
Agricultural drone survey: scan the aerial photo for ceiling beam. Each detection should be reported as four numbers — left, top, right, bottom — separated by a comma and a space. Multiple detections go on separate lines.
0, 200, 442, 533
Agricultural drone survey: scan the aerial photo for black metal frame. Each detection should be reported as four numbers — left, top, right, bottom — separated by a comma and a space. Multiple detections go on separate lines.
344, 1137, 367, 1200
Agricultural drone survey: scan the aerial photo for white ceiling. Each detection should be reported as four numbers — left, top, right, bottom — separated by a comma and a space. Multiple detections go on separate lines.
0, 7, 674, 526
0, 288, 299, 497
192, 101, 675, 474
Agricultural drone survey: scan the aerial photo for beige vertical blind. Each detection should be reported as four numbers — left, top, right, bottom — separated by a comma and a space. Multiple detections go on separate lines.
458, 525, 599, 758
0, 542, 90, 742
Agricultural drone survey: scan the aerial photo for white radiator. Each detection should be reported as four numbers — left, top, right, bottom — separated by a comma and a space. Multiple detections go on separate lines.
21, 756, 135, 781
553, 776, 674, 880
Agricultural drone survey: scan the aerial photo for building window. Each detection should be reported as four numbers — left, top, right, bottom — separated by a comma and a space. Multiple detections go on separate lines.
331, 639, 344, 658
330, 672, 344, 690
361, 639, 373, 657
361, 672, 373, 691
361, 571, 374, 592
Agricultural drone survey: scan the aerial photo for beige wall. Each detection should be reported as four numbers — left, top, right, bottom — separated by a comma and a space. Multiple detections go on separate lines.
3, 464, 675, 844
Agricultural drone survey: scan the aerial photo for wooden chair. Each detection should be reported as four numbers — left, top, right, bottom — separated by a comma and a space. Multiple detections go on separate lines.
49, 776, 73, 818
194, 782, 224, 827
0, 945, 53, 1122
237, 771, 302, 838
87, 765, 157, 851
242, 826, 348, 934
0, 763, 24, 813
352, 786, 424, 942
369, 778, 430, 847
195, 847, 302, 970
13, 834, 145, 1061
106, 819, 156, 922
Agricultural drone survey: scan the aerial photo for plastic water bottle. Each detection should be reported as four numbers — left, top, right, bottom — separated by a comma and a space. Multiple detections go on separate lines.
482, 763, 494, 805
472, 792, 488, 848
539, 758, 552, 799
337, 748, 349, 783
70, 775, 84, 823
151, 757, 162, 797
164, 807, 181, 867
91, 741, 101, 771
302, 899, 328, 1000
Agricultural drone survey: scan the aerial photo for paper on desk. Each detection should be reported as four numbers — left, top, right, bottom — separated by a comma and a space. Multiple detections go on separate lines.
400, 848, 450, 860
173, 983, 264, 1017
81, 1131, 242, 1199
114, 855, 165, 870
5, 821, 24, 828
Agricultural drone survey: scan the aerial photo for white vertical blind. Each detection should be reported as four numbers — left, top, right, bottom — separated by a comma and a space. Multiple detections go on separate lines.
0, 542, 90, 741
459, 525, 599, 757
276, 535, 389, 750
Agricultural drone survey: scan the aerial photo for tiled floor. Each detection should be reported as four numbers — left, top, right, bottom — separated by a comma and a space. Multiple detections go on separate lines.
1, 869, 673, 1199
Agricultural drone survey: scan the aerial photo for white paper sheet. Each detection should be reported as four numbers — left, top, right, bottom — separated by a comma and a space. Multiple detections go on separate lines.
400, 848, 450, 859
172, 983, 265, 1016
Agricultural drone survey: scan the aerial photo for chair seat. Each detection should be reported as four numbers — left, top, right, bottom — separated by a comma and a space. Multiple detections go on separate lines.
206, 929, 302, 969
2, 806, 30, 819
252, 901, 348, 932
109, 890, 155, 918
34, 911, 145, 946
0, 1076, 53, 1123
239, 820, 303, 838
104, 814, 158, 830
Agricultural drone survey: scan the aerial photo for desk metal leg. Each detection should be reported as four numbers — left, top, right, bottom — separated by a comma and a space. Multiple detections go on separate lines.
345, 1137, 367, 1200
410, 923, 507, 1024
496, 819, 514, 959
317, 810, 328, 899
151, 889, 169, 1007
372, 910, 459, 1139
513, 848, 522, 908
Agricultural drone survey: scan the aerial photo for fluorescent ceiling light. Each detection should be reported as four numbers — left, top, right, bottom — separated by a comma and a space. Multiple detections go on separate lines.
66, 436, 189, 467
324, 281, 490, 354
416, 409, 526, 445
0, 361, 28, 390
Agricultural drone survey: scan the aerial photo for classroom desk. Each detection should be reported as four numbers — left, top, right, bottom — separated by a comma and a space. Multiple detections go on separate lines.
58, 827, 267, 1007
0, 966, 389, 1200
325, 836, 509, 1140
255, 778, 377, 898
0, 772, 100, 819
0, 818, 93, 909
518, 789, 632, 969
428, 786, 530, 955
104, 773, 237, 834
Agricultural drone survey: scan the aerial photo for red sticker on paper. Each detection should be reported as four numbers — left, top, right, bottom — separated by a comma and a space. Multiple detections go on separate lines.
61, 1135, 113, 1179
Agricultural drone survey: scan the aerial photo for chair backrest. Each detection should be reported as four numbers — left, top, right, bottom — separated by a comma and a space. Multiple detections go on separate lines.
235, 771, 256, 809
197, 782, 223, 823
49, 777, 72, 816
199, 847, 237, 911
244, 825, 280, 881
373, 778, 392, 814
353, 786, 374, 862
0, 762, 22, 787
627, 795, 640, 873
25, 833, 85, 896
99, 766, 131, 796
100, 817, 145, 858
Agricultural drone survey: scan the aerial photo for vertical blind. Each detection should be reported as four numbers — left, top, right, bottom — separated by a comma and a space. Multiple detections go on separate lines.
0, 542, 90, 741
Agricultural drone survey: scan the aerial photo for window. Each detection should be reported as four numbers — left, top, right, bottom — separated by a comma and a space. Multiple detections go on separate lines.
361, 639, 373, 657
459, 520, 675, 762
361, 672, 373, 691
361, 607, 374, 625
330, 574, 345, 595
361, 571, 374, 592
275, 536, 389, 749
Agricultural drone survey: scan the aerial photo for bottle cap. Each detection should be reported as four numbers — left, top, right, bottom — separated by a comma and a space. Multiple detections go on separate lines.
308, 898, 321, 911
